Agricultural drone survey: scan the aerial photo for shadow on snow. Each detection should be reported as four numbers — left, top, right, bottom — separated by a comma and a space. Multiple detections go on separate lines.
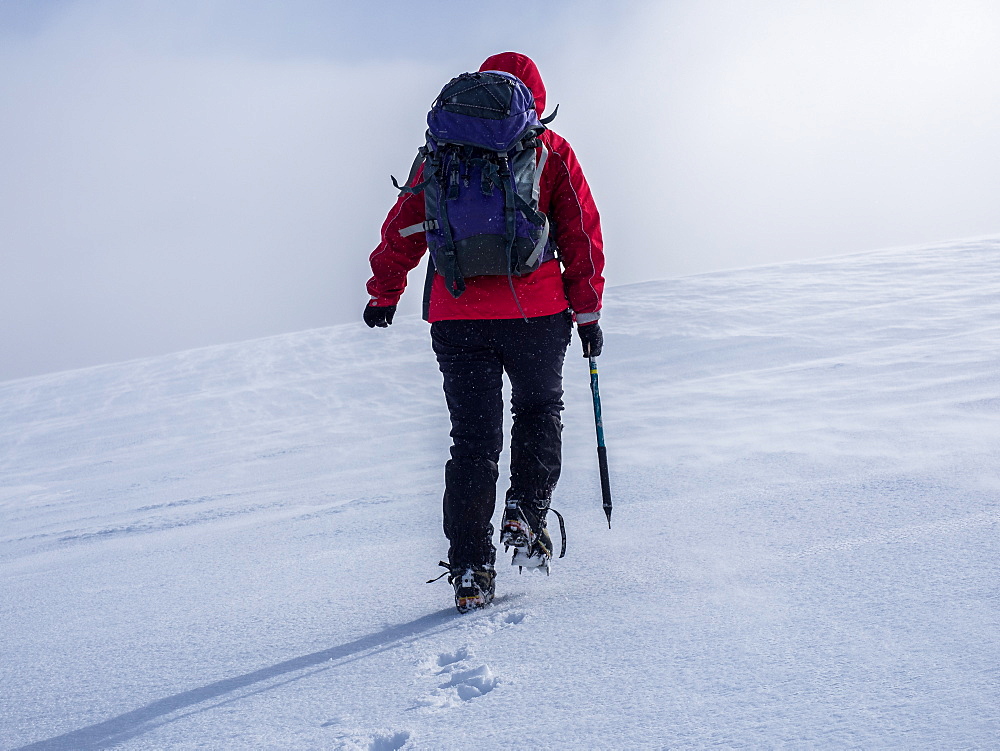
14, 601, 507, 750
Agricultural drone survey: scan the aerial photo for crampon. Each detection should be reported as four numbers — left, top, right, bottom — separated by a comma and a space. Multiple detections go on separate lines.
428, 562, 496, 613
500, 499, 566, 574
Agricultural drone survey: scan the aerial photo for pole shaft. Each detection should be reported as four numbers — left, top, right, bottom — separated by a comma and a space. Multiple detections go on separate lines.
589, 357, 613, 527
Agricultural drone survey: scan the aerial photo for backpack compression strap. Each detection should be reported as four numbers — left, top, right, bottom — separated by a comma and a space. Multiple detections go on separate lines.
435, 154, 466, 297
391, 145, 432, 195
524, 143, 550, 268
399, 220, 439, 237
497, 153, 525, 317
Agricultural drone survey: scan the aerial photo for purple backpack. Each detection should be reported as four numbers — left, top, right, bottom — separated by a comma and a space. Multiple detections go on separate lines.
393, 71, 557, 306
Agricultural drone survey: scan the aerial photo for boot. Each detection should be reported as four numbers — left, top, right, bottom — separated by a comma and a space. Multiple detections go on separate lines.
449, 564, 496, 612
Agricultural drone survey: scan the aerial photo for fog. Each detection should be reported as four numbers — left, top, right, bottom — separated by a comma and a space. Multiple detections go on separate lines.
2, 0, 999, 381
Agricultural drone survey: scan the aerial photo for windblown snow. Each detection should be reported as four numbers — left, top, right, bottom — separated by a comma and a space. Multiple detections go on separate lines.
2, 238, 998, 749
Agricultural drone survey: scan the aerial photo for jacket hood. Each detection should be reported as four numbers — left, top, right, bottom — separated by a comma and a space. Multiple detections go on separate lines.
479, 52, 546, 117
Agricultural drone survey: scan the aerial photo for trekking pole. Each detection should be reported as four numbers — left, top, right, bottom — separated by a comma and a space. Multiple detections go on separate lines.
588, 352, 613, 528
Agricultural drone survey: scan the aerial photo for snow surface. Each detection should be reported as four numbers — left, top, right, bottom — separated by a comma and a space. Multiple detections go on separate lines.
2, 238, 999, 749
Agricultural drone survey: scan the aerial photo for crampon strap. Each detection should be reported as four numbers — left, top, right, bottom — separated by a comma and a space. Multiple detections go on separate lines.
426, 561, 452, 584
544, 507, 568, 559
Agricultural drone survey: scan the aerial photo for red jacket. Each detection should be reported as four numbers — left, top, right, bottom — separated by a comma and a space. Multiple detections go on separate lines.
367, 52, 605, 323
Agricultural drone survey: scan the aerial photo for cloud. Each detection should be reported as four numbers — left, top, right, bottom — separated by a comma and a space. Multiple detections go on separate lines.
0, 3, 444, 379
547, 0, 1000, 279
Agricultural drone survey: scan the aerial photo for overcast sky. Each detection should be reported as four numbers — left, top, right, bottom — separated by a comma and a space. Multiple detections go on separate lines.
2, 0, 999, 381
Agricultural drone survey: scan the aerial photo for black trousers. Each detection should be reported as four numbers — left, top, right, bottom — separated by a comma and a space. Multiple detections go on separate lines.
431, 311, 573, 567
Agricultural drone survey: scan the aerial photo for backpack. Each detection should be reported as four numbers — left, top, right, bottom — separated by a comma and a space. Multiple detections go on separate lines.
392, 71, 557, 305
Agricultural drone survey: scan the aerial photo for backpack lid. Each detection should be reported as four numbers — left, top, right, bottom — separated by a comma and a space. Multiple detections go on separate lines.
428, 71, 542, 152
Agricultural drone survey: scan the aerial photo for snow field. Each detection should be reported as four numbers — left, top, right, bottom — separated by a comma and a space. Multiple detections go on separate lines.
2, 237, 999, 748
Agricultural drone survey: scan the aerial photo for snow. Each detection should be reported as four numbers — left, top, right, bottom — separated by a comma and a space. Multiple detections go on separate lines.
2, 237, 999, 749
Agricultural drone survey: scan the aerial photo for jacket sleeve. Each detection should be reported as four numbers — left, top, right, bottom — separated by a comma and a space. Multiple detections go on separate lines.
366, 184, 428, 307
541, 132, 605, 319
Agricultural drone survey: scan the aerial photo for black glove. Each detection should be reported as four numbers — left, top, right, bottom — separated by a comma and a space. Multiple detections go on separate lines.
364, 303, 396, 328
577, 321, 603, 357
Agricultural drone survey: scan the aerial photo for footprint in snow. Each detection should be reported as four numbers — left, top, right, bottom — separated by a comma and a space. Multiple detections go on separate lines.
503, 611, 527, 625
438, 664, 498, 701
319, 724, 411, 750
480, 609, 528, 632
436, 646, 471, 667
368, 730, 411, 751
414, 646, 499, 708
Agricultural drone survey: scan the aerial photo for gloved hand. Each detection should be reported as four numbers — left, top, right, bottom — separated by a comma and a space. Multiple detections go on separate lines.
577, 321, 603, 357
364, 302, 396, 328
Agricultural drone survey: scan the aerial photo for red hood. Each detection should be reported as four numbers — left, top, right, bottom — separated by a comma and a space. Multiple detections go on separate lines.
479, 52, 547, 117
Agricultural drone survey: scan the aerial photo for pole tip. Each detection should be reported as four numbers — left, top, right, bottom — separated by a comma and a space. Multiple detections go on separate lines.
604, 508, 612, 529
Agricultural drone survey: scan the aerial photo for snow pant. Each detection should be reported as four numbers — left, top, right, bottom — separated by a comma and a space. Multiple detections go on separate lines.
430, 311, 573, 568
